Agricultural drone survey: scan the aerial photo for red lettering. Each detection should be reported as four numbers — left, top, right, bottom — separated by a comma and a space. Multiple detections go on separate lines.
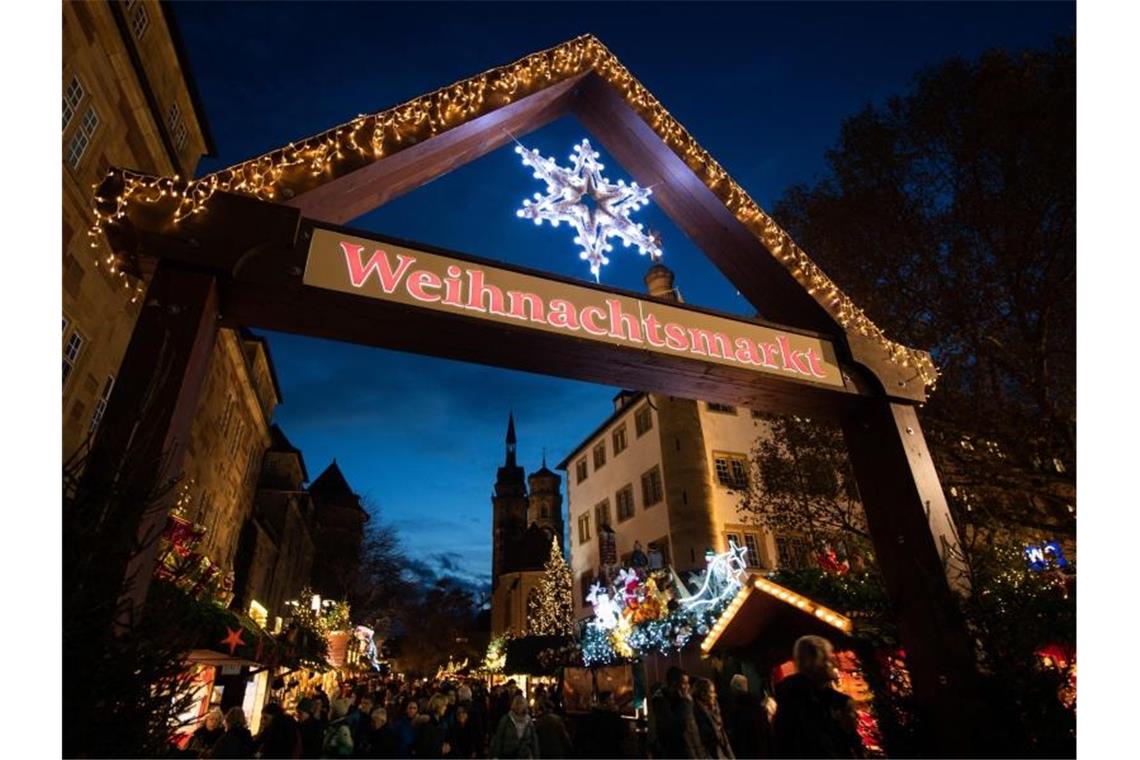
340, 242, 415, 292
642, 313, 667, 348
548, 299, 580, 330
605, 299, 643, 343
442, 265, 464, 306
664, 322, 690, 351
734, 337, 763, 365
406, 270, 442, 302
804, 347, 829, 379
507, 291, 546, 323
465, 269, 507, 316
580, 306, 608, 336
759, 342, 782, 369
688, 328, 733, 359
777, 336, 812, 375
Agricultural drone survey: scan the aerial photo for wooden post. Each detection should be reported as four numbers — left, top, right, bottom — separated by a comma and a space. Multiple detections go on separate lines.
842, 401, 985, 757
72, 262, 219, 632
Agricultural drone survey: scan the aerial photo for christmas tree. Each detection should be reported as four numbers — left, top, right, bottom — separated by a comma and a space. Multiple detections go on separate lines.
527, 537, 575, 635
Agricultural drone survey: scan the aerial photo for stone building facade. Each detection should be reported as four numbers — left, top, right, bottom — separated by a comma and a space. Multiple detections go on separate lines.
558, 263, 815, 620
490, 415, 565, 637
63, 0, 214, 459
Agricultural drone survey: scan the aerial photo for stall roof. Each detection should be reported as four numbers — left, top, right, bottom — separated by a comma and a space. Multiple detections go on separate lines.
701, 575, 854, 655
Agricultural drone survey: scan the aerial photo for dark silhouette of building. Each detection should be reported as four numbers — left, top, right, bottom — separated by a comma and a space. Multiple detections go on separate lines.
309, 460, 370, 600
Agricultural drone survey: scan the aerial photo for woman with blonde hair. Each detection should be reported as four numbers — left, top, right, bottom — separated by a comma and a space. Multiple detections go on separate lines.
414, 692, 452, 757
187, 707, 224, 756
208, 707, 254, 758
772, 635, 864, 758
693, 678, 736, 759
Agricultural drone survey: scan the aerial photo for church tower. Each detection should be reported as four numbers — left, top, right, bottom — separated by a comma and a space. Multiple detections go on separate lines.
491, 413, 527, 590
528, 452, 564, 554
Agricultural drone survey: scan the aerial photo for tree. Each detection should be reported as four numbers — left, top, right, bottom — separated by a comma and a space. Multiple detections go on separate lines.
347, 509, 414, 639
772, 37, 1075, 539
392, 578, 485, 678
739, 413, 870, 563
527, 538, 575, 635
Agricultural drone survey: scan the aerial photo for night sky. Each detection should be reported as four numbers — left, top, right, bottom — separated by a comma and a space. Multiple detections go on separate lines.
169, 1, 1074, 595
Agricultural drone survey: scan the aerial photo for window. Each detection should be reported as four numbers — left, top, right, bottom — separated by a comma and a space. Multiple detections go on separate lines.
63, 76, 84, 130
713, 452, 749, 490
576, 458, 588, 484
776, 535, 813, 570
89, 375, 115, 433
726, 532, 742, 550
743, 534, 762, 567
593, 441, 606, 470
594, 499, 611, 531
248, 599, 268, 629
641, 466, 663, 507
634, 404, 653, 437
616, 484, 635, 522
649, 537, 671, 567
612, 424, 628, 456
168, 101, 188, 151
577, 513, 591, 544
128, 0, 149, 39
580, 574, 593, 604
63, 328, 84, 386
66, 106, 99, 169
707, 402, 737, 415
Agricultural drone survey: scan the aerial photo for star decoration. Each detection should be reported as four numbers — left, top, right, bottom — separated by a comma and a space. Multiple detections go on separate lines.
515, 139, 663, 281
220, 626, 246, 656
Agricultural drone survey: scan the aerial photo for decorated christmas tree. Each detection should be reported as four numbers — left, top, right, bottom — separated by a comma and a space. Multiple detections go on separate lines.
527, 538, 575, 635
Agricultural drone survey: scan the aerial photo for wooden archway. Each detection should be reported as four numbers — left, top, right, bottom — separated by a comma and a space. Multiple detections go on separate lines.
83, 35, 982, 755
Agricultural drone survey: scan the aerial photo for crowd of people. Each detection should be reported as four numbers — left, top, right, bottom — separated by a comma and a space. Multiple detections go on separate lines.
181, 635, 864, 758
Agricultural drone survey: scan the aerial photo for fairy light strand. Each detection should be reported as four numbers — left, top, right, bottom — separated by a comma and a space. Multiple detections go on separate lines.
89, 34, 936, 386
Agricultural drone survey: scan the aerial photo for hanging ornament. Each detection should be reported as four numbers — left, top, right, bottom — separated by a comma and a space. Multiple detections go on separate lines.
515, 139, 663, 281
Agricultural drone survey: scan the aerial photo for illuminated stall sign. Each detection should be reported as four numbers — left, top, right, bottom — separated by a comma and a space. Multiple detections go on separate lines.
303, 227, 845, 388
1024, 541, 1069, 572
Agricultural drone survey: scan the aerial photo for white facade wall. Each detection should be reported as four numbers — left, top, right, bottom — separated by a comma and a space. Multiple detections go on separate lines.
695, 403, 779, 568
564, 395, 669, 619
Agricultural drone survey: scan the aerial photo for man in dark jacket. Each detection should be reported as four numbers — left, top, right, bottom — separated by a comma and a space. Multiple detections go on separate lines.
210, 707, 255, 759
725, 674, 772, 759
256, 702, 302, 759
649, 667, 703, 758
296, 698, 325, 759
534, 698, 574, 758
772, 636, 864, 758
578, 692, 625, 759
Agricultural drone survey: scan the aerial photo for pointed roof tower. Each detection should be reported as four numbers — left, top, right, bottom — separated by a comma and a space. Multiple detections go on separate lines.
506, 411, 518, 468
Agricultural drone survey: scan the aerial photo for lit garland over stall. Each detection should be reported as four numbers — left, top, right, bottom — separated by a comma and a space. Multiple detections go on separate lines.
88, 34, 935, 385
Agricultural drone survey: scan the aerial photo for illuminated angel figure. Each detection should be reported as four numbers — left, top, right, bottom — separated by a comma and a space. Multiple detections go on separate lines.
586, 582, 622, 631
515, 139, 663, 281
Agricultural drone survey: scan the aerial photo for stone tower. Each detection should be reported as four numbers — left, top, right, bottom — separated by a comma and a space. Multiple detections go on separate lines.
491, 413, 528, 590
527, 453, 564, 552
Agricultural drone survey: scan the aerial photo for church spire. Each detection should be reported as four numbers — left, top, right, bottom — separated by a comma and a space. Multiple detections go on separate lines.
505, 412, 517, 467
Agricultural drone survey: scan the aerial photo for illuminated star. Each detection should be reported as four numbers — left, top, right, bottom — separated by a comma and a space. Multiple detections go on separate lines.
220, 627, 246, 656
515, 139, 662, 281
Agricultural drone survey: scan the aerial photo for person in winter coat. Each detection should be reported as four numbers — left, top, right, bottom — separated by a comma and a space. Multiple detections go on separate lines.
360, 707, 396, 759
772, 636, 864, 759
724, 674, 773, 759
296, 699, 326, 759
256, 702, 302, 759
209, 707, 255, 759
692, 678, 735, 759
648, 667, 703, 758
533, 699, 572, 759
448, 704, 480, 759
188, 708, 225, 756
490, 694, 540, 759
322, 698, 355, 758
577, 692, 624, 759
393, 700, 419, 758
413, 693, 452, 758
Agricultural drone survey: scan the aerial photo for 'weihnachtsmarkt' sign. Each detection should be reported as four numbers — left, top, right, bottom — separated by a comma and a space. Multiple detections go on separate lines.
303, 226, 844, 388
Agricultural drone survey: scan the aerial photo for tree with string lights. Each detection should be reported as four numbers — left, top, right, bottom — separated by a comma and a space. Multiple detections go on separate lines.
527, 538, 575, 636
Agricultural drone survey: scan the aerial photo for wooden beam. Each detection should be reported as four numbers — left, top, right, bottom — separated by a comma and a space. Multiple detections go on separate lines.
842, 402, 986, 757
284, 74, 587, 224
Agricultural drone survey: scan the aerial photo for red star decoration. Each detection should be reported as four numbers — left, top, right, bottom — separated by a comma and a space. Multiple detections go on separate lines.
220, 627, 246, 655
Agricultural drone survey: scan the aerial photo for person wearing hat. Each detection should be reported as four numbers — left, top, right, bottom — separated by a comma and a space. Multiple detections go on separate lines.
296, 698, 325, 759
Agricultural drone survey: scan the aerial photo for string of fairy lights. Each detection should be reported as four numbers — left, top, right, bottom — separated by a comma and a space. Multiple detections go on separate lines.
88, 34, 936, 387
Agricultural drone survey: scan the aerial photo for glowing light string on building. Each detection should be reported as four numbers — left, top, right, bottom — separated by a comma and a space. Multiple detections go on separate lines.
514, 138, 662, 281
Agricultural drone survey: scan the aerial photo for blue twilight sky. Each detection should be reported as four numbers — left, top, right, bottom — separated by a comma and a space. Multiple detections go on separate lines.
169, 1, 1074, 594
